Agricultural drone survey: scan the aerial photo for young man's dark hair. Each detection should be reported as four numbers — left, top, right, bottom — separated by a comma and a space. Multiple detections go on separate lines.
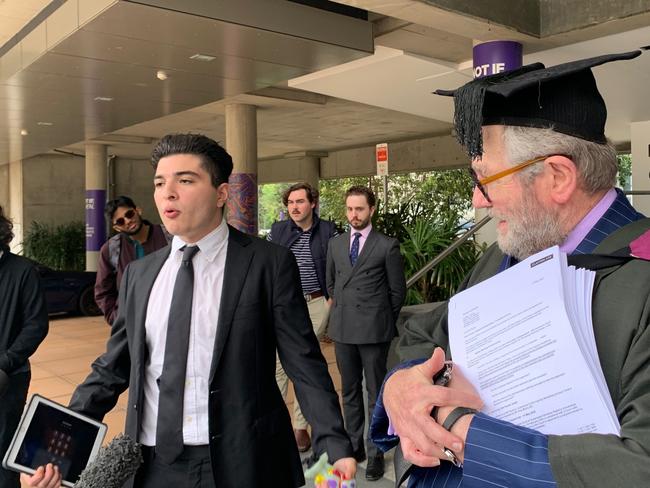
0, 206, 14, 249
150, 133, 234, 189
282, 182, 319, 206
104, 196, 137, 222
345, 186, 376, 208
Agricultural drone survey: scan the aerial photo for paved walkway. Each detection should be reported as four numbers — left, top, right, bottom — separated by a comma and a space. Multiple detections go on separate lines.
21, 315, 396, 487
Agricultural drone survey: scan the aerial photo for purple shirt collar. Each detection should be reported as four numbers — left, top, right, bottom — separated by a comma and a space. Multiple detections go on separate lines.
559, 188, 617, 254
349, 224, 372, 252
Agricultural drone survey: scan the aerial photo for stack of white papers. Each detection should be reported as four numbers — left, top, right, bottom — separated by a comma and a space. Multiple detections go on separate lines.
448, 246, 619, 435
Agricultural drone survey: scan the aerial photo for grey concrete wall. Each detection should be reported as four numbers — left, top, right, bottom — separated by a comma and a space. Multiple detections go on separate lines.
16, 135, 467, 229
425, 0, 540, 35
23, 154, 85, 228
259, 134, 468, 183
112, 158, 161, 224
259, 156, 322, 184
540, 0, 650, 36
0, 164, 8, 211
320, 134, 468, 179
21, 155, 160, 241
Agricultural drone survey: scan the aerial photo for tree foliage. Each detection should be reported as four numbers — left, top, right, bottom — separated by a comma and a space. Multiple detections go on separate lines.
258, 183, 291, 232
318, 169, 474, 227
617, 154, 632, 190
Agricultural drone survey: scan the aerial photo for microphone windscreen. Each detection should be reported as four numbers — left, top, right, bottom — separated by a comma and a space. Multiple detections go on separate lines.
0, 369, 8, 398
74, 433, 142, 488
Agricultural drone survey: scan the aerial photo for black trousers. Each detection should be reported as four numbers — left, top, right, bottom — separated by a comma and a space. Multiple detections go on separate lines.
334, 341, 390, 458
135, 445, 215, 488
0, 371, 30, 488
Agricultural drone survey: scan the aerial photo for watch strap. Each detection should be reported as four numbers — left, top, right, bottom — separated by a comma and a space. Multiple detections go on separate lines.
442, 406, 478, 431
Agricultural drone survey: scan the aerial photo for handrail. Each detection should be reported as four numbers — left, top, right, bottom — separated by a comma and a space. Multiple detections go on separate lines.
405, 189, 646, 289
406, 215, 492, 289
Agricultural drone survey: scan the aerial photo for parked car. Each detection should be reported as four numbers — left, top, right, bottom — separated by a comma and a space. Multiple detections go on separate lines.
35, 263, 101, 316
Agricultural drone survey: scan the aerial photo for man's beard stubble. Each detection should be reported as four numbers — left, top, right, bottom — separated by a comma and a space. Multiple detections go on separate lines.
124, 219, 144, 236
493, 190, 567, 261
349, 216, 371, 231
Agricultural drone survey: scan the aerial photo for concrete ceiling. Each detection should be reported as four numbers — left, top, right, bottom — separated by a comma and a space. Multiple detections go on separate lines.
0, 0, 52, 47
0, 0, 373, 164
2, 0, 650, 167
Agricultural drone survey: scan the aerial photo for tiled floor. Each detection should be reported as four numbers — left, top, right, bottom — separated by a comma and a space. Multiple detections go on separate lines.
20, 315, 394, 487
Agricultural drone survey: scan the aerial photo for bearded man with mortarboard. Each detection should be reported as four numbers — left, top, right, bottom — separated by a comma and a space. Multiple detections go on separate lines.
369, 50, 650, 487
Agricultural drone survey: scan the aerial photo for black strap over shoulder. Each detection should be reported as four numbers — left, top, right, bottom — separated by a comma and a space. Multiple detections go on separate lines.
567, 246, 637, 270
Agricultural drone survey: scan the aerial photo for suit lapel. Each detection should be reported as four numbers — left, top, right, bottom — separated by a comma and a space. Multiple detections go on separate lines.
135, 248, 170, 370
339, 231, 353, 272
209, 226, 254, 381
353, 229, 378, 270
343, 229, 378, 287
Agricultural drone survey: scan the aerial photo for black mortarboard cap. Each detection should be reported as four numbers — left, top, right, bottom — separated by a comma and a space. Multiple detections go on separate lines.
435, 50, 642, 159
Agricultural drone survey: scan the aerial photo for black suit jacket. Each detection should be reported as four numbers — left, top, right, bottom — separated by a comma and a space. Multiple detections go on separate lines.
326, 229, 406, 344
69, 226, 351, 488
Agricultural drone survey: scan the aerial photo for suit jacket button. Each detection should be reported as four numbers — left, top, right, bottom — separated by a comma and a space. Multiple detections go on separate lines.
133, 404, 137, 410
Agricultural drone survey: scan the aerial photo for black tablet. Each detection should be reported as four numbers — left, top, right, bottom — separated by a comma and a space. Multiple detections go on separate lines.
2, 394, 107, 487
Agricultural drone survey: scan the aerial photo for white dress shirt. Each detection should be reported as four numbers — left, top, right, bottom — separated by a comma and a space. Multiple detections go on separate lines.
139, 219, 229, 446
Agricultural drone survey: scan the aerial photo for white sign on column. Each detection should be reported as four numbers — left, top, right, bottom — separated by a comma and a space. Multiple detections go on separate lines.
376, 143, 388, 176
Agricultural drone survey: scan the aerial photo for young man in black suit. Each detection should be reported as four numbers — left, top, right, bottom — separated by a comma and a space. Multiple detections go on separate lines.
25, 134, 354, 488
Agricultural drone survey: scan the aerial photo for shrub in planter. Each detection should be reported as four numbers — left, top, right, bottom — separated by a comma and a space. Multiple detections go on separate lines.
22, 221, 86, 271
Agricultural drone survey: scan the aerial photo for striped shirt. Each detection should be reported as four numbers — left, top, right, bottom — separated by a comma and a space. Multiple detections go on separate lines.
289, 229, 320, 294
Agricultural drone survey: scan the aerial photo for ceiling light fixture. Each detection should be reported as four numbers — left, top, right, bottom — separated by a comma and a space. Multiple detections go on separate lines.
20, 129, 29, 136
37, 121, 54, 126
190, 53, 216, 62
156, 70, 168, 81
94, 96, 113, 102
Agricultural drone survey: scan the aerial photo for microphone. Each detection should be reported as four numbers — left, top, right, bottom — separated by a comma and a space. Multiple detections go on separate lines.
74, 433, 142, 488
0, 369, 9, 398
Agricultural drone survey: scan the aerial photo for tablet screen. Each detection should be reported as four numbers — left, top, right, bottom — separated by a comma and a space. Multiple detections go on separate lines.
3, 395, 106, 486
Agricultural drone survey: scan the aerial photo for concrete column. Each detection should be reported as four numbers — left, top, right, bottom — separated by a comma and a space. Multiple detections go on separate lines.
226, 103, 258, 235
8, 160, 24, 253
85, 144, 107, 271
631, 121, 650, 215
296, 155, 320, 213
298, 156, 320, 189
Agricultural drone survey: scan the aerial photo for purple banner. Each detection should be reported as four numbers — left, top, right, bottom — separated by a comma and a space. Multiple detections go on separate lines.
86, 189, 106, 251
227, 173, 258, 235
473, 41, 522, 78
